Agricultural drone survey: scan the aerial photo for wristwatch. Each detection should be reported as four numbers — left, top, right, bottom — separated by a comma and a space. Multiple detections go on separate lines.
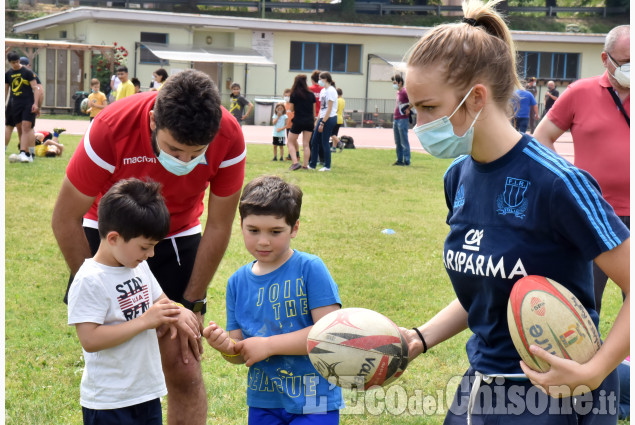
181, 297, 207, 314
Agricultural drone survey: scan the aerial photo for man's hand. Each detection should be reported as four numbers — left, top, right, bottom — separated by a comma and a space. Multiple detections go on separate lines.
157, 306, 203, 364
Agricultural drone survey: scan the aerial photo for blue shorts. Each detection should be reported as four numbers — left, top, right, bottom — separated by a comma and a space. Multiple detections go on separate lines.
82, 398, 162, 425
443, 367, 619, 425
248, 407, 339, 425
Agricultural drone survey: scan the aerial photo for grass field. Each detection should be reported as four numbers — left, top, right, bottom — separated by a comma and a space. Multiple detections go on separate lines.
5, 134, 628, 424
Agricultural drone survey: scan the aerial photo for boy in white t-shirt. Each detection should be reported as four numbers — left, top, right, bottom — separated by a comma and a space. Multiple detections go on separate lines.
68, 178, 200, 425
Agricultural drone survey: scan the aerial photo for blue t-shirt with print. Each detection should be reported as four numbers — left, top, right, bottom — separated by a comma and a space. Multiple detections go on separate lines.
442, 134, 629, 375
226, 250, 344, 414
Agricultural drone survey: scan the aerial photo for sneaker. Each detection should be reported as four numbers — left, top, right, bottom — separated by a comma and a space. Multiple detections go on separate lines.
53, 127, 66, 135
286, 154, 292, 161
337, 141, 344, 151
272, 157, 278, 161
330, 147, 337, 152
8, 153, 19, 163
306, 165, 316, 170
302, 166, 309, 170
392, 161, 405, 166
289, 163, 302, 171
319, 167, 331, 172
280, 157, 284, 161
19, 151, 32, 163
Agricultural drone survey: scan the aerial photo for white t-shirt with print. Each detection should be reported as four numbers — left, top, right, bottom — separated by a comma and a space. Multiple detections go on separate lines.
319, 86, 338, 119
68, 258, 167, 410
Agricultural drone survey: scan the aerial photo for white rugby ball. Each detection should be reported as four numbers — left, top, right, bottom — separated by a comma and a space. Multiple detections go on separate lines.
507, 275, 601, 372
307, 308, 408, 390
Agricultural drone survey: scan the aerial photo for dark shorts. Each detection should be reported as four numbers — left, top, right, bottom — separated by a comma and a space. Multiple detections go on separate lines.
5, 102, 36, 128
82, 398, 162, 425
64, 227, 201, 304
331, 124, 341, 137
290, 121, 314, 135
273, 136, 285, 146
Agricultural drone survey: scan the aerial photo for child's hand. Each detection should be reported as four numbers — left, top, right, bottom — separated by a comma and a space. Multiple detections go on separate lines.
235, 337, 270, 366
141, 298, 180, 330
203, 321, 238, 355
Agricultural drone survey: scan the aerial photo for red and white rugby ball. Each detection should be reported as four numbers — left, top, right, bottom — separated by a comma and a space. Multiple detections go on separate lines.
307, 308, 409, 390
507, 275, 601, 372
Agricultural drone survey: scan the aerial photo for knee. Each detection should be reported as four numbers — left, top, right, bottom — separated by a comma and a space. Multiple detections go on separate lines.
163, 359, 204, 390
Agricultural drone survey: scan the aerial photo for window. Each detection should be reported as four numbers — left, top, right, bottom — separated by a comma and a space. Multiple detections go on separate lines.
140, 32, 168, 64
290, 41, 361, 73
517, 51, 580, 81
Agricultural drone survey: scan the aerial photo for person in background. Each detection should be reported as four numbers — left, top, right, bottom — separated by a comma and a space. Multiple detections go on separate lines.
525, 76, 538, 132
391, 74, 412, 166
283, 88, 296, 161
542, 80, 559, 116
115, 66, 135, 101
151, 68, 169, 91
5, 51, 41, 164
271, 102, 288, 161
87, 78, 108, 122
229, 82, 253, 126
512, 87, 538, 133
132, 77, 141, 94
308, 72, 337, 172
287, 74, 316, 171
109, 73, 121, 103
330, 88, 345, 152
9, 128, 65, 162
533, 24, 630, 314
19, 56, 44, 160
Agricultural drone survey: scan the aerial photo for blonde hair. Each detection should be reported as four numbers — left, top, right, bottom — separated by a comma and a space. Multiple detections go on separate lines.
406, 0, 520, 110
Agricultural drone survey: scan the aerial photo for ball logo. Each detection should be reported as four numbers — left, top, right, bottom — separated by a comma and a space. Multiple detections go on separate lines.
559, 324, 584, 348
530, 296, 546, 316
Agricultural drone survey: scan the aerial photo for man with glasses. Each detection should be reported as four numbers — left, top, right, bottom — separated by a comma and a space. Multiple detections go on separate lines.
533, 25, 630, 314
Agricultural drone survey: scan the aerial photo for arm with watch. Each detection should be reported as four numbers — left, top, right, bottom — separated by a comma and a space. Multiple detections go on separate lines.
175, 190, 242, 360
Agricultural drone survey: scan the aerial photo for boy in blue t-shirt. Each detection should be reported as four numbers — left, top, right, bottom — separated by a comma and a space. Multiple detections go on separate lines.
204, 175, 343, 424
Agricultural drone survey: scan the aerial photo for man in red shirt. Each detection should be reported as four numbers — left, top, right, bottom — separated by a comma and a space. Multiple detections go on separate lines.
533, 24, 630, 313
52, 69, 246, 425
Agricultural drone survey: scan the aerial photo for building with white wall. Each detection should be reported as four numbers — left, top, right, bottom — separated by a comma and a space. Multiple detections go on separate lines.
11, 7, 607, 117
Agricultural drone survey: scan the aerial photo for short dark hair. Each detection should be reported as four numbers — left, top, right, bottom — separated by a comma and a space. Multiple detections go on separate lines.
239, 175, 302, 227
131, 77, 141, 88
116, 66, 128, 74
97, 178, 170, 241
154, 68, 168, 82
392, 74, 403, 85
311, 70, 321, 83
230, 82, 241, 90
7, 51, 20, 62
336, 88, 343, 96
153, 69, 222, 146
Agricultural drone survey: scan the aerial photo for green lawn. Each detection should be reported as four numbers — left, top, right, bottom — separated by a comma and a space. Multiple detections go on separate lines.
4, 135, 628, 424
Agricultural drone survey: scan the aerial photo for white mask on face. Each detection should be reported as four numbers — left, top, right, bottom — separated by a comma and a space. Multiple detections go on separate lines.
607, 53, 630, 88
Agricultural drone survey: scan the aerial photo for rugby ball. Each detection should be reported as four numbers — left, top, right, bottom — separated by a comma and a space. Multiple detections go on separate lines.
307, 308, 408, 390
507, 275, 601, 372
80, 98, 90, 114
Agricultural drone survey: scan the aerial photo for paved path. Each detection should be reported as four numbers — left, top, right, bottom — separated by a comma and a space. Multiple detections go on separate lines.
34, 118, 574, 162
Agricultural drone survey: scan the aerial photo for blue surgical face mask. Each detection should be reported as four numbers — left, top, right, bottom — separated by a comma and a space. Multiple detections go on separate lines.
393, 83, 399, 90
413, 86, 482, 159
152, 130, 208, 176
318, 80, 326, 87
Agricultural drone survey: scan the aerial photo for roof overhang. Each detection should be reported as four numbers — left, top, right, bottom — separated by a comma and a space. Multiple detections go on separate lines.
368, 53, 406, 71
142, 42, 275, 66
5, 37, 115, 51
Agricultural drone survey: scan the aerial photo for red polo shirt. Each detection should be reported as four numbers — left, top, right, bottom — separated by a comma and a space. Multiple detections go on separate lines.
547, 71, 630, 216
